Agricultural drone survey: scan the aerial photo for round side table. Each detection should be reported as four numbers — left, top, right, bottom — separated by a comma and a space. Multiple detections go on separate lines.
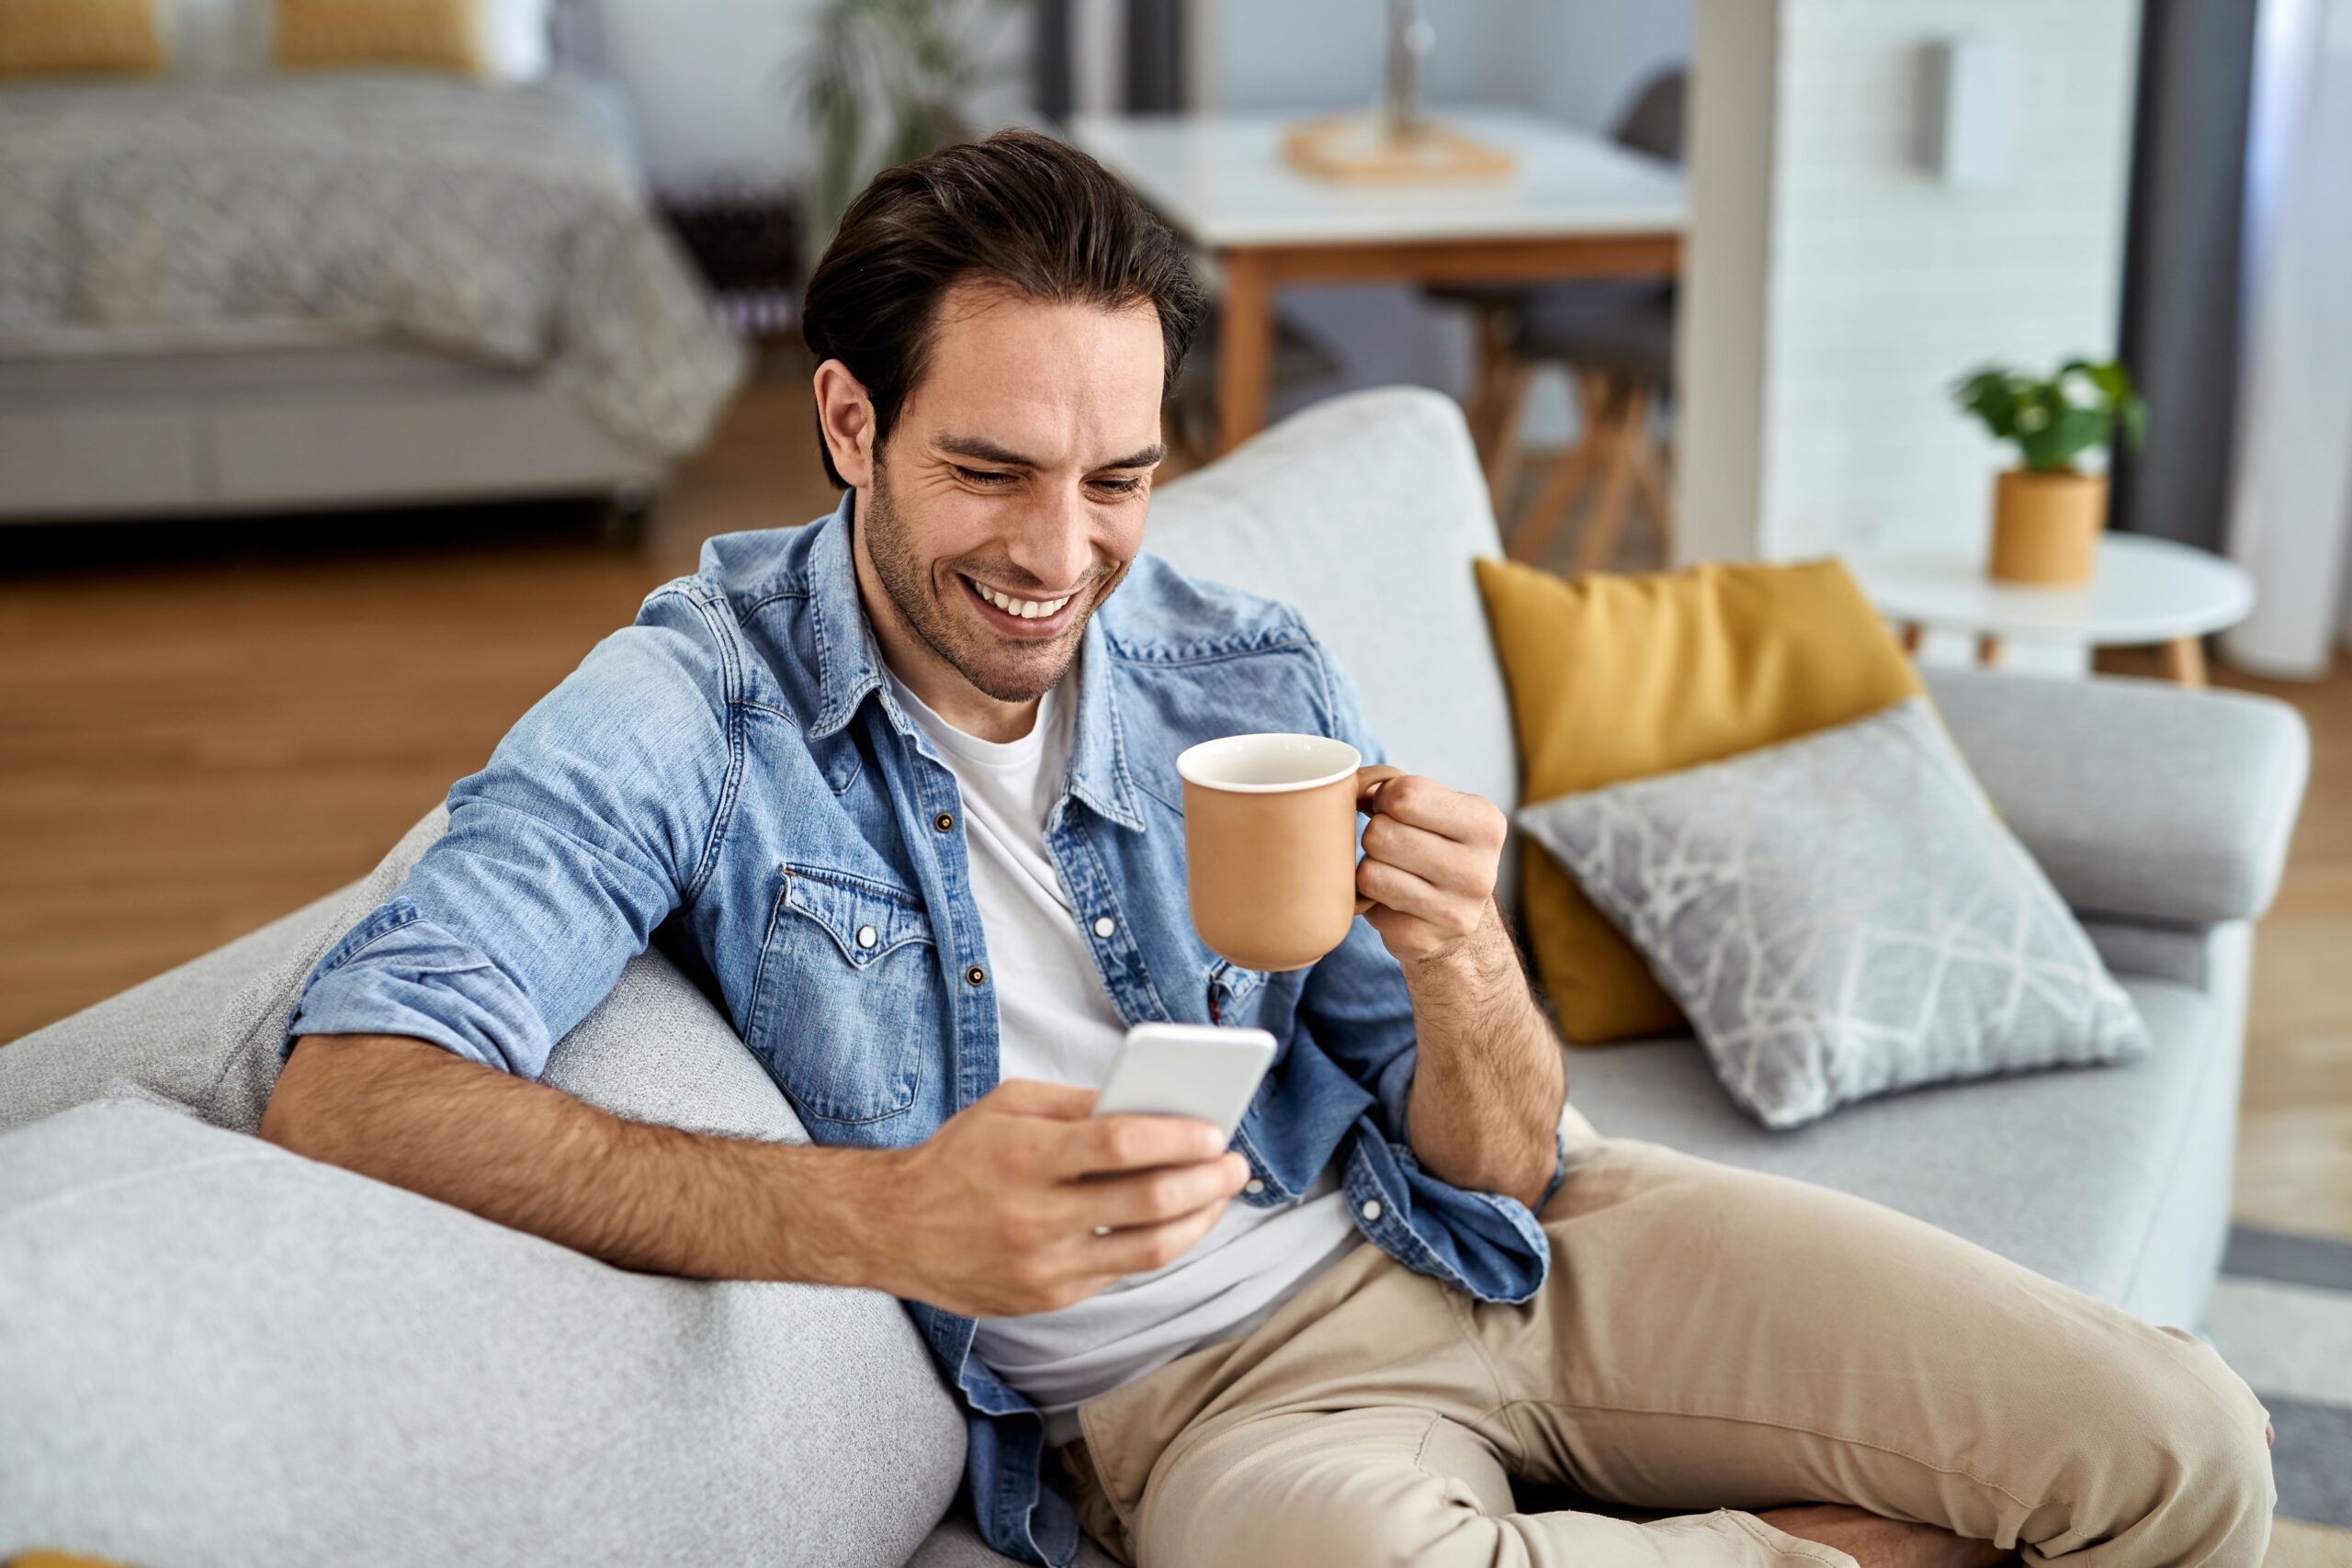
1845, 535, 2256, 686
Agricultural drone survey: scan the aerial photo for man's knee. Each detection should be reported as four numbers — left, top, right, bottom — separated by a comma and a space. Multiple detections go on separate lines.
2087, 1330, 2276, 1554
2163, 1342, 2275, 1522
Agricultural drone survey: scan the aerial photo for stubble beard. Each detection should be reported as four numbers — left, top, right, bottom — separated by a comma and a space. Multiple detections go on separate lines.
858, 457, 1100, 705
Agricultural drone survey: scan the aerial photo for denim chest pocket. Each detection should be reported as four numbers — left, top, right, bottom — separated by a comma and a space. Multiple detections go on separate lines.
1206, 957, 1267, 1024
748, 863, 936, 1124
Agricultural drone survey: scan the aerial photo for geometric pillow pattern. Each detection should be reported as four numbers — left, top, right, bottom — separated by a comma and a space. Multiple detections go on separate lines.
1517, 697, 2148, 1130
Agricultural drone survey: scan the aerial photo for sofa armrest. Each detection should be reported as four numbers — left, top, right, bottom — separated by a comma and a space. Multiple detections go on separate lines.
1919, 665, 2310, 927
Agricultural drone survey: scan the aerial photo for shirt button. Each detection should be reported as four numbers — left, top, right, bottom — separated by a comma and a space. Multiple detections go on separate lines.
855, 925, 877, 950
1359, 1199, 1384, 1223
1092, 915, 1117, 939
966, 964, 987, 987
934, 812, 956, 833
1244, 1178, 1265, 1195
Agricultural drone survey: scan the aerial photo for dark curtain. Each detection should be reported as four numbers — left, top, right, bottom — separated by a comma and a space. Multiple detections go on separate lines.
1030, 0, 1186, 121
2111, 0, 2260, 548
1034, 0, 1073, 121
1124, 0, 1187, 113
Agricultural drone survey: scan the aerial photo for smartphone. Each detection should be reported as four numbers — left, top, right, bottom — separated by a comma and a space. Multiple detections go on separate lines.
1092, 1022, 1278, 1145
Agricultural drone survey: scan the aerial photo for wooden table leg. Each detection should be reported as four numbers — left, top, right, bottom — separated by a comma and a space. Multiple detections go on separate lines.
1975, 633, 2003, 668
1481, 356, 1533, 519
1573, 382, 1649, 575
1465, 302, 1510, 455
1900, 622, 1924, 656
2162, 634, 2209, 686
1215, 248, 1273, 457
1510, 370, 1605, 566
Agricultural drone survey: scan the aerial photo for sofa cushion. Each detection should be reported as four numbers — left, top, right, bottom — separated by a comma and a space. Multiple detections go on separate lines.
1145, 387, 1524, 911
0, 806, 973, 1564
0, 1092, 965, 1568
1559, 974, 2232, 1328
1474, 554, 1923, 1045
1519, 698, 2148, 1130
1918, 664, 2309, 928
0, 0, 165, 80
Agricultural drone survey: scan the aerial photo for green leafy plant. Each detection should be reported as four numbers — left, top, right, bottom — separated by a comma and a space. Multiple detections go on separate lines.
1951, 357, 2147, 475
789, 0, 1031, 248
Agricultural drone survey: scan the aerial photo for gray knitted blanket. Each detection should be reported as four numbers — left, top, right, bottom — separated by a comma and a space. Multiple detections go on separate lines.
0, 72, 745, 457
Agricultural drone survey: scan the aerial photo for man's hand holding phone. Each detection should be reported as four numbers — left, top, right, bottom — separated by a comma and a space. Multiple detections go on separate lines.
876, 1078, 1246, 1317
871, 1025, 1276, 1319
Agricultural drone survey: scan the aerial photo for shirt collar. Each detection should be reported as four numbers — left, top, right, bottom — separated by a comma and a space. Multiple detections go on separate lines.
802, 490, 1146, 833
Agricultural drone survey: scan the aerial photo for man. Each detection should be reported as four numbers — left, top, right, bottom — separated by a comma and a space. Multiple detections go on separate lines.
261, 131, 2275, 1568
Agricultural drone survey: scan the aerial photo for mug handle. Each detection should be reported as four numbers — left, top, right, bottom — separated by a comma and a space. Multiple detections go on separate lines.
1352, 764, 1406, 916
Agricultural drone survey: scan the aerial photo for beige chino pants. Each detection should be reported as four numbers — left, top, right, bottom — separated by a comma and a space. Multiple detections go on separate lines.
1056, 1130, 2276, 1568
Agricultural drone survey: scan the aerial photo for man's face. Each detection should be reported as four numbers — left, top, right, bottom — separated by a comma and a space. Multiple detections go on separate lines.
854, 282, 1167, 705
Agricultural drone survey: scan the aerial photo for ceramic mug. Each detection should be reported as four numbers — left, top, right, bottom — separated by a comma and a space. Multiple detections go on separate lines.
1176, 732, 1403, 972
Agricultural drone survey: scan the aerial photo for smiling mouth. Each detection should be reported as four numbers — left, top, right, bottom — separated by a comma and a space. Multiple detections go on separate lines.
960, 572, 1080, 626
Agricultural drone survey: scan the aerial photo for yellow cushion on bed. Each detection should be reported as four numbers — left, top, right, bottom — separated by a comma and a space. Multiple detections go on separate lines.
0, 0, 165, 79
274, 0, 485, 74
1476, 555, 1924, 1045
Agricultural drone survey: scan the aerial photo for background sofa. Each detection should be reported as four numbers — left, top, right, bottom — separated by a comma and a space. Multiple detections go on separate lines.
0, 389, 2311, 1567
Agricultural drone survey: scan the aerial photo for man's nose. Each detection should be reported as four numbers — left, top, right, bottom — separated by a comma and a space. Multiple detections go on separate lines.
1004, 487, 1096, 592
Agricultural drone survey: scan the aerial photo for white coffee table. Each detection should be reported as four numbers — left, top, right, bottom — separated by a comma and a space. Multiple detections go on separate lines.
1067, 108, 1686, 454
1846, 535, 2256, 686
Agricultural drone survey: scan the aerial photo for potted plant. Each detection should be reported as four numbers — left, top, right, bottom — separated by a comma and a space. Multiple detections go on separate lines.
1951, 357, 2146, 586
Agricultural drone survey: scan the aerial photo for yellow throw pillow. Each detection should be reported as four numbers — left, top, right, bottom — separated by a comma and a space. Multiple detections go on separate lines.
274, 0, 484, 74
0, 0, 164, 79
1476, 555, 1924, 1044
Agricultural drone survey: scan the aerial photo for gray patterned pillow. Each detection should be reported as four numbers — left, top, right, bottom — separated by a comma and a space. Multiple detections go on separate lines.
1515, 696, 2147, 1129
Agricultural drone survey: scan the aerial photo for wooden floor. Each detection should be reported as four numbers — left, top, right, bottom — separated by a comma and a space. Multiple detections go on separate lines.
4, 345, 2346, 1248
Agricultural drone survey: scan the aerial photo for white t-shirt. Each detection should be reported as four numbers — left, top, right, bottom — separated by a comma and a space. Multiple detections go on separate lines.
879, 659, 1362, 1447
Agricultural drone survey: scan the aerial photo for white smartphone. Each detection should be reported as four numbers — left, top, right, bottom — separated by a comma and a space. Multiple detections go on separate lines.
1092, 1022, 1277, 1145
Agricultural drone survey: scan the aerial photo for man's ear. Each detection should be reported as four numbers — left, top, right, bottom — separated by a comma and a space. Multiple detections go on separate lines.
812, 358, 878, 489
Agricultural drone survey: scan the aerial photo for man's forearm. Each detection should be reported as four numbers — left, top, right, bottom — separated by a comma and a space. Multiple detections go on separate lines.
263, 1033, 898, 1290
1400, 907, 1566, 1211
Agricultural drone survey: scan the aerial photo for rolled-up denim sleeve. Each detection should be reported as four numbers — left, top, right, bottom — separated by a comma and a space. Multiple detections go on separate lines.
281, 586, 740, 1079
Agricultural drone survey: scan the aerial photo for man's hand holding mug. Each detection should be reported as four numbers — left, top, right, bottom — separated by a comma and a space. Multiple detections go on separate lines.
1176, 733, 1509, 972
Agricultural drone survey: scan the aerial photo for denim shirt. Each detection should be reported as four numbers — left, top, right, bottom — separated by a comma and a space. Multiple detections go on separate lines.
282, 491, 1566, 1568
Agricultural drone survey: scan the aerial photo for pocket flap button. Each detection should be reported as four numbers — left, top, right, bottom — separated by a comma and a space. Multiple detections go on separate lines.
855, 925, 877, 950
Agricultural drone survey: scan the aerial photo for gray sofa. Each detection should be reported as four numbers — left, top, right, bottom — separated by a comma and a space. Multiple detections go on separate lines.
0, 389, 2311, 1567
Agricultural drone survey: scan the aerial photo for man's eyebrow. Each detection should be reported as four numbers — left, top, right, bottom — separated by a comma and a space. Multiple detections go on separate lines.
934, 434, 1166, 470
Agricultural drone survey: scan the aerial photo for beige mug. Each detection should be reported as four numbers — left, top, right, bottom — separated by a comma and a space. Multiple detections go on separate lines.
1177, 732, 1403, 972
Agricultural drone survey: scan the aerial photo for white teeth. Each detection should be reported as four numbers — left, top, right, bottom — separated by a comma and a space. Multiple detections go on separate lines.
970, 578, 1070, 619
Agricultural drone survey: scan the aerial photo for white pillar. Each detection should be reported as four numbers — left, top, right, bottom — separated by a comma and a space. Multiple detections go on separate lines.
1677, 0, 2141, 612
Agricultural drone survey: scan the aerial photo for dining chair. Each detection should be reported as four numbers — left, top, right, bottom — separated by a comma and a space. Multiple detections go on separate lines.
1439, 69, 1685, 570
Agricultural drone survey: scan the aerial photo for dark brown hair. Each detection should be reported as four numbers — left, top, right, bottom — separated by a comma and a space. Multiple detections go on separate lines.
799, 129, 1204, 489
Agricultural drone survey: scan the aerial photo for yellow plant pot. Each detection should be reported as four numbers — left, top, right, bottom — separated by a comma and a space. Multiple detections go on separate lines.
1988, 468, 2109, 586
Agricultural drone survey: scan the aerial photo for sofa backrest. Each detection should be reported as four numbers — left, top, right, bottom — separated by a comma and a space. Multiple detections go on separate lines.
1145, 389, 1526, 908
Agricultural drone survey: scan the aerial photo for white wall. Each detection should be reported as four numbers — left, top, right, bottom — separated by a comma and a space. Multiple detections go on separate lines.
587, 0, 1030, 189
1681, 0, 2143, 565
591, 0, 811, 186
